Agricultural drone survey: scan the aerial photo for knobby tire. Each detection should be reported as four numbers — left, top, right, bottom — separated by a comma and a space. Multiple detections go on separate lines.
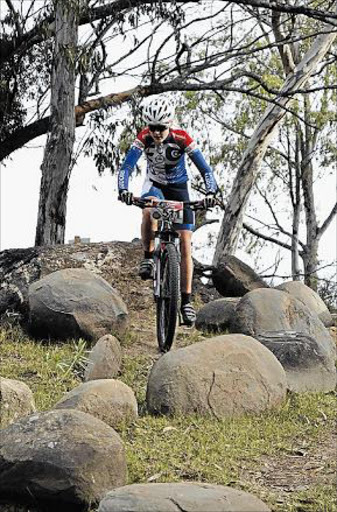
156, 243, 180, 352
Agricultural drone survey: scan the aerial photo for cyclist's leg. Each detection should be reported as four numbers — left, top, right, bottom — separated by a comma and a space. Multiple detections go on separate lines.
139, 179, 164, 279
179, 229, 193, 294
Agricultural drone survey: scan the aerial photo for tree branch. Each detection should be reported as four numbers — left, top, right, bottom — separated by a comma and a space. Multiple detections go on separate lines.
317, 201, 337, 239
1, 0, 337, 65
242, 222, 293, 251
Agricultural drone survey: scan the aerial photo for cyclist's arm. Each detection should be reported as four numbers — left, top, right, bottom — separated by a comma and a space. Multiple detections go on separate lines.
118, 143, 143, 191
188, 148, 218, 194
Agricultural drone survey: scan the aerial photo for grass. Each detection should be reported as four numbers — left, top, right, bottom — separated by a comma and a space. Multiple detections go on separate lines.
0, 323, 82, 410
1, 323, 336, 512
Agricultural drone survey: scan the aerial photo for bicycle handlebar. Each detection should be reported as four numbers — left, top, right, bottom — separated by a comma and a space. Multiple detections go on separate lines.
129, 197, 210, 211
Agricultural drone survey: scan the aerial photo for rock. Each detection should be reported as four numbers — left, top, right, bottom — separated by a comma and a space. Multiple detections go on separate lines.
0, 241, 142, 321
212, 255, 269, 297
0, 409, 127, 511
98, 482, 271, 512
231, 289, 335, 357
84, 335, 122, 381
28, 268, 128, 341
255, 331, 336, 392
146, 334, 286, 417
276, 281, 333, 327
195, 298, 239, 333
54, 379, 138, 429
0, 377, 36, 428
231, 289, 336, 392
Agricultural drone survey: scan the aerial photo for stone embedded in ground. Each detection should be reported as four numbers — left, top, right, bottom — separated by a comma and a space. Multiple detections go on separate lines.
212, 255, 269, 297
0, 409, 127, 512
0, 377, 36, 428
276, 280, 333, 327
98, 482, 271, 512
146, 334, 286, 417
84, 334, 122, 381
195, 298, 240, 333
54, 379, 138, 429
255, 330, 336, 392
28, 268, 128, 341
230, 288, 336, 392
231, 289, 335, 357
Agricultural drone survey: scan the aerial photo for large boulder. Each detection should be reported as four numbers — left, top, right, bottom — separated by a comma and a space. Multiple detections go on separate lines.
98, 482, 271, 511
0, 409, 127, 511
195, 298, 239, 333
231, 289, 335, 354
0, 377, 36, 428
147, 334, 286, 417
84, 334, 122, 381
0, 241, 143, 321
276, 280, 333, 327
54, 379, 138, 429
231, 289, 336, 392
28, 268, 128, 341
254, 331, 336, 392
212, 255, 269, 297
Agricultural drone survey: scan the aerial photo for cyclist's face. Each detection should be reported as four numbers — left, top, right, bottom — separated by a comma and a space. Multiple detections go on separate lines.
148, 125, 169, 144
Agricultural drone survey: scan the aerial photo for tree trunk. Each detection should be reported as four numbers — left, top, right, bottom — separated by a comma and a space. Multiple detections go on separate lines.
300, 95, 319, 290
213, 25, 337, 266
35, 0, 78, 246
291, 130, 302, 280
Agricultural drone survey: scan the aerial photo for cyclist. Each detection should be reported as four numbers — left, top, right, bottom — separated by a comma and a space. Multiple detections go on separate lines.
118, 95, 218, 326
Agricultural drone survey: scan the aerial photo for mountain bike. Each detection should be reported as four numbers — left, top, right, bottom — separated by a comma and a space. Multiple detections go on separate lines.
131, 197, 207, 352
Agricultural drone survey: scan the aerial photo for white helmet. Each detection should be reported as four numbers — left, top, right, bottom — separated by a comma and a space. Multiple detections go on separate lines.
141, 96, 175, 126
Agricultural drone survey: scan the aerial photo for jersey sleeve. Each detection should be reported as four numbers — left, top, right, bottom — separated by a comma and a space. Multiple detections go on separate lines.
117, 133, 145, 191
184, 133, 217, 194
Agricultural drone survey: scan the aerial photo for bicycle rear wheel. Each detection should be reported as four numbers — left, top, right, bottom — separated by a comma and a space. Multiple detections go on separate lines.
156, 243, 180, 352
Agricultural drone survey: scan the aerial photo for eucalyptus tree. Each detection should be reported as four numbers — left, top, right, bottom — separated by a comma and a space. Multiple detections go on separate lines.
180, 6, 336, 290
212, 7, 337, 274
35, 0, 79, 245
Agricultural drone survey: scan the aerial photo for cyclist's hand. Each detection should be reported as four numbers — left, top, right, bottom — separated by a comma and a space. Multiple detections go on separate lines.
119, 189, 133, 205
203, 193, 217, 208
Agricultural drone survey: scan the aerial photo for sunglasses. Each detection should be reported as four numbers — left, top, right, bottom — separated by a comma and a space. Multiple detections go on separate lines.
148, 124, 168, 132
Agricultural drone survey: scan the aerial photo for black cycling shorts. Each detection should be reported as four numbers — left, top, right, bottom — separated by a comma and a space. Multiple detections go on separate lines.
141, 180, 195, 231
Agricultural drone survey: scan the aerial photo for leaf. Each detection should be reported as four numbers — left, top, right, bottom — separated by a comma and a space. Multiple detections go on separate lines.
147, 472, 162, 482
162, 426, 178, 433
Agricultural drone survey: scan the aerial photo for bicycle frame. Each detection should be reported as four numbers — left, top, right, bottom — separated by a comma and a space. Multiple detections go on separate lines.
151, 201, 183, 299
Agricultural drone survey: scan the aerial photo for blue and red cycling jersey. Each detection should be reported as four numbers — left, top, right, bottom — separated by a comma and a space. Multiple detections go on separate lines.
118, 127, 217, 194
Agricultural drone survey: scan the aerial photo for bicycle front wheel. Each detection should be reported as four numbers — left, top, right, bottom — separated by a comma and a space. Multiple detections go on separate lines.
156, 243, 180, 352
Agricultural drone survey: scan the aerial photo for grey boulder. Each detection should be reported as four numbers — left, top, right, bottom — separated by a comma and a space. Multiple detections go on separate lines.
147, 334, 286, 417
231, 289, 336, 392
28, 268, 128, 341
276, 280, 333, 327
0, 409, 127, 511
54, 379, 138, 429
0, 377, 36, 428
195, 298, 239, 333
84, 334, 122, 381
255, 331, 336, 392
98, 482, 271, 512
212, 255, 269, 297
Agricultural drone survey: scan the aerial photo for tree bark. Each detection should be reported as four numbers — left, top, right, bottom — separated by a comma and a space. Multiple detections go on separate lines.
35, 0, 78, 246
291, 129, 302, 280
213, 24, 337, 266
